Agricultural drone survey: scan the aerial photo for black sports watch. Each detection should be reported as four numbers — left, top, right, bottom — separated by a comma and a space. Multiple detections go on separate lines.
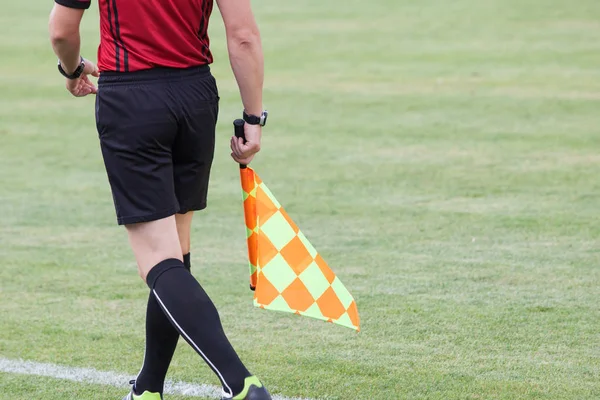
58, 57, 86, 79
243, 110, 268, 126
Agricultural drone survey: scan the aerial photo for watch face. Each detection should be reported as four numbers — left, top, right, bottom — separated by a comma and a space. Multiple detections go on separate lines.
260, 111, 268, 126
243, 110, 268, 126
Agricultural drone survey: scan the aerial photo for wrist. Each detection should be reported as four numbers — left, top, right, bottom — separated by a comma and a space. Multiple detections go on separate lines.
60, 60, 80, 74
58, 56, 85, 79
244, 108, 262, 116
243, 110, 268, 126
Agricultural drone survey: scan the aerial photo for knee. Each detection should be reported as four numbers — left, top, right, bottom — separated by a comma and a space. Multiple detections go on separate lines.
125, 216, 183, 281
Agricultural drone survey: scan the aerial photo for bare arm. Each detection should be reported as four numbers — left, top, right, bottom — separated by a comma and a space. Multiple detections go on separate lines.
49, 4, 84, 73
217, 0, 264, 165
48, 3, 98, 97
216, 0, 264, 116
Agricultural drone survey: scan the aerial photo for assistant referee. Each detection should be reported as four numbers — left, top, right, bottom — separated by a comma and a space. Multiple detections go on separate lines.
48, 0, 270, 398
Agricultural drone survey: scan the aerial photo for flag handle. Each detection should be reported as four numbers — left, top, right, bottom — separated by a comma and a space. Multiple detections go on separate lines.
233, 119, 247, 169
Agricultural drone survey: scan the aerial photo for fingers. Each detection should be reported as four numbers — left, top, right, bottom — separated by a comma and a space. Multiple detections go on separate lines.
73, 86, 93, 97
234, 137, 260, 159
79, 85, 96, 95
230, 140, 260, 164
230, 136, 244, 157
65, 71, 98, 97
72, 83, 93, 97
231, 154, 255, 165
66, 79, 95, 97
81, 75, 98, 94
83, 58, 100, 77
230, 137, 245, 163
62, 58, 100, 97
230, 123, 262, 164
230, 148, 255, 165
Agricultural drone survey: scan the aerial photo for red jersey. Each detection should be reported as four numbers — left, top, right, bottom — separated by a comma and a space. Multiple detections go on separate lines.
55, 0, 214, 72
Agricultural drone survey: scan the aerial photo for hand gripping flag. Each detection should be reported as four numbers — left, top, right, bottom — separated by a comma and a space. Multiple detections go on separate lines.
234, 120, 360, 331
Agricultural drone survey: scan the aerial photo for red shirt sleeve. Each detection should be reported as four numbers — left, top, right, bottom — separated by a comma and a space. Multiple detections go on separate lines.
55, 0, 91, 9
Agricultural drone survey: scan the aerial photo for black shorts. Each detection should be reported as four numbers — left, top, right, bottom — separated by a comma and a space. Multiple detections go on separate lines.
95, 65, 218, 225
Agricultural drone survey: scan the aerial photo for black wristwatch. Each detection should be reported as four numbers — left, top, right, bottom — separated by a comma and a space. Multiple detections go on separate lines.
243, 110, 268, 126
58, 57, 86, 79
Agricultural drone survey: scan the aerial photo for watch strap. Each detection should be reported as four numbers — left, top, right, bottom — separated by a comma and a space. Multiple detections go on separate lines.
58, 57, 85, 79
243, 110, 268, 126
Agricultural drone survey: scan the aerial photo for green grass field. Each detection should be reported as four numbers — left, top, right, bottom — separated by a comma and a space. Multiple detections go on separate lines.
1, 0, 600, 399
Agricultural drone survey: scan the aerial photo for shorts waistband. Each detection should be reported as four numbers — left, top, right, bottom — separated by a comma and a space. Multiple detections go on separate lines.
98, 64, 211, 85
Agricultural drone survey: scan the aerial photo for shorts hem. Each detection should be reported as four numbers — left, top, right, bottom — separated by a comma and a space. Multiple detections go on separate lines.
177, 203, 207, 214
117, 208, 178, 226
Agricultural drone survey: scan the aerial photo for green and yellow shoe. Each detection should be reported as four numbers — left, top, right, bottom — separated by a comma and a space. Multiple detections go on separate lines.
221, 376, 271, 400
123, 380, 163, 400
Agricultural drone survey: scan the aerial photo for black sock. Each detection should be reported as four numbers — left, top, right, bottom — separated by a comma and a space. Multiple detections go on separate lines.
183, 252, 191, 271
135, 254, 191, 395
147, 258, 250, 397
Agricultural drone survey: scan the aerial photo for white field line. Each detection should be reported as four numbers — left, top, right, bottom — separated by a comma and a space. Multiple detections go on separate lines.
0, 357, 314, 400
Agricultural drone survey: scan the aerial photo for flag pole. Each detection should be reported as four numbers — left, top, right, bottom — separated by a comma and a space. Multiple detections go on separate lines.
234, 119, 258, 291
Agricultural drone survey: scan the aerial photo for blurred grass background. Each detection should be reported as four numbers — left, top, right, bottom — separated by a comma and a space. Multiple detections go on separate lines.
1, 0, 600, 399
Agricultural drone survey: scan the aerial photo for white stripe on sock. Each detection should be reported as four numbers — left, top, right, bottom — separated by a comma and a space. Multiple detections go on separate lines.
153, 289, 234, 397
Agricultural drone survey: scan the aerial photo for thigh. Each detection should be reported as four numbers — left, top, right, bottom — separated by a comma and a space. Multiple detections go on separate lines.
96, 83, 180, 225
172, 74, 219, 214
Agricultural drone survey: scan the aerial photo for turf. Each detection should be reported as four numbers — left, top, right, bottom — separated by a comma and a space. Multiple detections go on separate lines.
1, 0, 600, 399
1, 373, 129, 399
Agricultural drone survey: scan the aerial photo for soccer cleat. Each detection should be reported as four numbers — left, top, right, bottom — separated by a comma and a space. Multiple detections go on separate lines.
221, 376, 272, 400
123, 380, 163, 400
